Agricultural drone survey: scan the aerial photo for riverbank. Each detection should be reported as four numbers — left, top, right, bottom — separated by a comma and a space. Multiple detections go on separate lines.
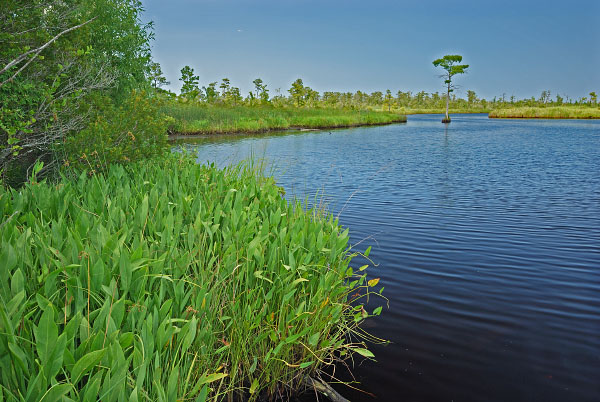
489, 106, 600, 119
0, 154, 380, 401
163, 103, 406, 135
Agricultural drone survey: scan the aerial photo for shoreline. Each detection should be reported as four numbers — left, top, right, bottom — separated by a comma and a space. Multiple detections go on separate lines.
168, 117, 408, 138
489, 106, 600, 119
489, 115, 600, 120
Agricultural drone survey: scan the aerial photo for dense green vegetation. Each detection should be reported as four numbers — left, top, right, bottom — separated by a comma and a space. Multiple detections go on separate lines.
0, 0, 163, 185
489, 106, 600, 119
164, 104, 406, 135
0, 154, 382, 401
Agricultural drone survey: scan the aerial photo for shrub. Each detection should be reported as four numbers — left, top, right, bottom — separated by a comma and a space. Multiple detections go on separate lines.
64, 91, 169, 172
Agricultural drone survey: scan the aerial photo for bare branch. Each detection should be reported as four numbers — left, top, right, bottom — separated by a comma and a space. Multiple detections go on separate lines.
0, 17, 97, 87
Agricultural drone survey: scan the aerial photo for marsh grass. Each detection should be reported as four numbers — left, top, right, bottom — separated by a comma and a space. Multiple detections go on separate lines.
489, 106, 600, 119
0, 154, 383, 401
162, 104, 406, 135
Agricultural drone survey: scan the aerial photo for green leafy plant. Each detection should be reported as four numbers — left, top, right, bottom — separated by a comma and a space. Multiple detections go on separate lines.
0, 154, 384, 401
63, 90, 169, 172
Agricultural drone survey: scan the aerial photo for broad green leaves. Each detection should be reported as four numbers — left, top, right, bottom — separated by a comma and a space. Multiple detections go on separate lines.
0, 154, 381, 400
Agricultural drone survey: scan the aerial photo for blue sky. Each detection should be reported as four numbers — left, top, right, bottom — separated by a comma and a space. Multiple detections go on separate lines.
142, 0, 599, 100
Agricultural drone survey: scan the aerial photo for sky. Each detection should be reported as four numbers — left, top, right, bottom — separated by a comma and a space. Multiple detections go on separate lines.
142, 0, 599, 100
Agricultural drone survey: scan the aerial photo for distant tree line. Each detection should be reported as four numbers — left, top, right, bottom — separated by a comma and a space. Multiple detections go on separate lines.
160, 65, 598, 111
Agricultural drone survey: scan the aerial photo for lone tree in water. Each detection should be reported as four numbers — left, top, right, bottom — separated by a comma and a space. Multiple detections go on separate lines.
433, 55, 469, 123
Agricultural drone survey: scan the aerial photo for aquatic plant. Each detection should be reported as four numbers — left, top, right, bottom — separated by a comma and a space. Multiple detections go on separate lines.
0, 154, 383, 401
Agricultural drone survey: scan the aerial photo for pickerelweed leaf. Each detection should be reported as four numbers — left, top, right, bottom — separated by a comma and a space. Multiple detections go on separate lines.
71, 348, 106, 384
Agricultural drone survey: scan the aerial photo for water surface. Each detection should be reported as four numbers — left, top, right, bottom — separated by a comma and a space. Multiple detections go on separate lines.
176, 114, 600, 402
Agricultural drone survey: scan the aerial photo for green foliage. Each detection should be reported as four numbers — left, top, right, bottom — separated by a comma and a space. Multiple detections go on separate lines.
0, 154, 382, 400
149, 62, 170, 90
0, 0, 154, 182
63, 91, 169, 172
179, 66, 200, 100
432, 55, 470, 87
252, 78, 269, 104
289, 79, 306, 107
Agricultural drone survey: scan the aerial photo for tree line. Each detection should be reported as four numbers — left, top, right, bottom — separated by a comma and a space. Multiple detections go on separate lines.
164, 64, 598, 111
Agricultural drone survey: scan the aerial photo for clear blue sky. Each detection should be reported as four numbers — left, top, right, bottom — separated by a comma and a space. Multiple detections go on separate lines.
142, 0, 599, 100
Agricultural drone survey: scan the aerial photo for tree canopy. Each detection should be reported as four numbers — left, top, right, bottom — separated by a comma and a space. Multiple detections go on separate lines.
1, 0, 155, 183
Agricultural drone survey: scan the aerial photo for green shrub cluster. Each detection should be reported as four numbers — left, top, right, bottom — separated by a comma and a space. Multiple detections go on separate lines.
63, 91, 170, 173
0, 155, 381, 401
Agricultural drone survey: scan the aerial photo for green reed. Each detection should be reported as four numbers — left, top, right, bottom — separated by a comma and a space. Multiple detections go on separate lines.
0, 154, 382, 401
161, 104, 406, 135
489, 106, 600, 119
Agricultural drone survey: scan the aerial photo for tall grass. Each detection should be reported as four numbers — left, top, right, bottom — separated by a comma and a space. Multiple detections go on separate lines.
489, 106, 600, 119
162, 104, 406, 135
0, 155, 382, 401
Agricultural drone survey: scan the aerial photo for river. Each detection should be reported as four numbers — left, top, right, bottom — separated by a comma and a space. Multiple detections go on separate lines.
175, 114, 600, 402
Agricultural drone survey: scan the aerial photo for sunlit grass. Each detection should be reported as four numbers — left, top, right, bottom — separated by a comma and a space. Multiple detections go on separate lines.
162, 103, 406, 134
489, 106, 600, 119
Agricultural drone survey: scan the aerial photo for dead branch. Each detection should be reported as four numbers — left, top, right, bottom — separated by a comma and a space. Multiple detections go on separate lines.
0, 17, 96, 87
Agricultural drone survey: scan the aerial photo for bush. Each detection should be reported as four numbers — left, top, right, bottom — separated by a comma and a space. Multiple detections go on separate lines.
64, 91, 169, 172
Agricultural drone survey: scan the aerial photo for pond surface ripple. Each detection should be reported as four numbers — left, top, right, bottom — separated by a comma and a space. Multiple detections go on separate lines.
176, 114, 600, 402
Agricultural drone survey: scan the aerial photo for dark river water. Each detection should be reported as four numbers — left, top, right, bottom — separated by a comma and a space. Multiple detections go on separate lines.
175, 114, 600, 402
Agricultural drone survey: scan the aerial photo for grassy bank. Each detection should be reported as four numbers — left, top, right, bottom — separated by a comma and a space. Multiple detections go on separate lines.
489, 106, 600, 119
163, 103, 406, 135
0, 155, 381, 401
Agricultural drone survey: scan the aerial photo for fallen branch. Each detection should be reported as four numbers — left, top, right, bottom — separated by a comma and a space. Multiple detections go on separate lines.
303, 376, 350, 402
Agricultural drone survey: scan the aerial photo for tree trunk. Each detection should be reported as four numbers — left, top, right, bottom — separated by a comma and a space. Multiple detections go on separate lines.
442, 79, 451, 123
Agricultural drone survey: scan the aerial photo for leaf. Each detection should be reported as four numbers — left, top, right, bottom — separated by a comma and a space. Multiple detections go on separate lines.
46, 333, 67, 380
195, 385, 208, 402
167, 365, 179, 402
253, 271, 272, 283
308, 332, 320, 347
373, 306, 383, 316
367, 278, 380, 287
249, 357, 258, 374
352, 348, 375, 358
71, 348, 106, 384
82, 372, 104, 402
39, 383, 72, 402
291, 278, 309, 286
8, 342, 29, 373
198, 372, 228, 385
249, 379, 259, 394
364, 246, 371, 257
299, 361, 314, 369
34, 308, 57, 372
129, 387, 139, 402
181, 316, 197, 353
11, 269, 24, 296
